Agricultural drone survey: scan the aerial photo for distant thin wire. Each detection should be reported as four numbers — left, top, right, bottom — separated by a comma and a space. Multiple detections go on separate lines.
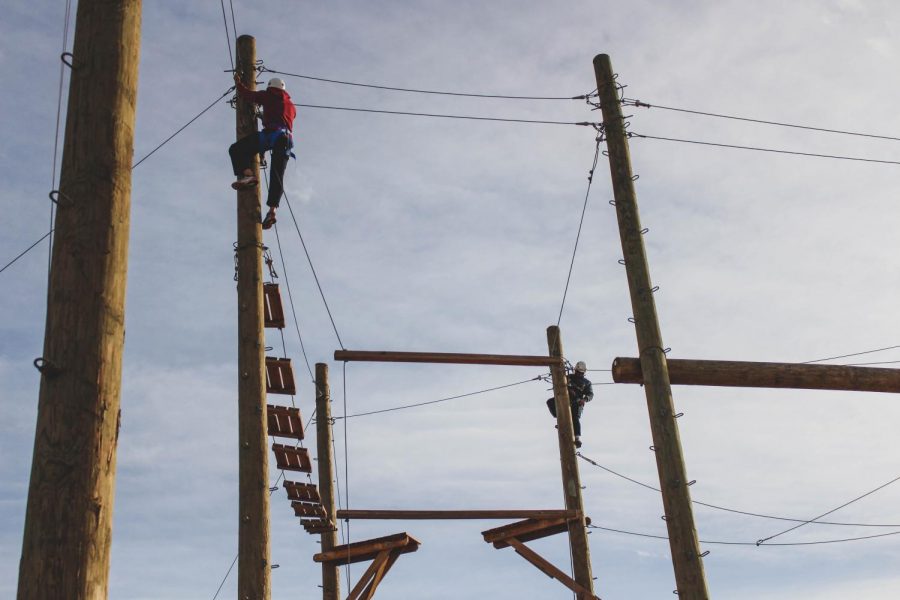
624, 98, 900, 143
803, 345, 900, 364
210, 553, 238, 600
0, 231, 54, 275
294, 102, 597, 127
577, 453, 900, 527
844, 360, 900, 367
587, 524, 900, 547
218, 0, 235, 72
132, 87, 234, 169
264, 67, 592, 101
264, 170, 315, 382
556, 131, 603, 327
281, 190, 345, 349
632, 133, 900, 166
333, 375, 545, 420
756, 474, 900, 545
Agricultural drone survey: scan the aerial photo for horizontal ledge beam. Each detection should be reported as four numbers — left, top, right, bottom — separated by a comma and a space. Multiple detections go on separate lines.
612, 357, 900, 394
337, 509, 581, 520
334, 350, 561, 367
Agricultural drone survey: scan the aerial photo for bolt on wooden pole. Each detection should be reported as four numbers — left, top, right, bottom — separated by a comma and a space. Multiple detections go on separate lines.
17, 2, 142, 598
235, 35, 271, 600
593, 54, 709, 598
546, 326, 596, 598
315, 363, 341, 600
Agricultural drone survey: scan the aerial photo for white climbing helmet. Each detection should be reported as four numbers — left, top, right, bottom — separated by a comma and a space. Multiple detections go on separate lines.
267, 77, 286, 91
574, 361, 587, 373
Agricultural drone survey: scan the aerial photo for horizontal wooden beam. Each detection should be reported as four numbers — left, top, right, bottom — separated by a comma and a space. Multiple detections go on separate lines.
334, 350, 560, 367
337, 509, 580, 520
612, 357, 900, 394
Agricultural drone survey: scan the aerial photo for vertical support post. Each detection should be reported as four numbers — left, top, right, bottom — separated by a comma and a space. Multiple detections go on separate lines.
235, 35, 271, 600
592, 54, 709, 599
316, 363, 341, 600
17, 1, 142, 598
546, 326, 595, 598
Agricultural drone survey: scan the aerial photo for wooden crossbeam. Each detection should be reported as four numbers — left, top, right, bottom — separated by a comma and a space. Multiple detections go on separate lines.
265, 357, 297, 395
263, 283, 286, 329
272, 443, 311, 473
266, 404, 304, 439
482, 517, 568, 549
337, 509, 580, 520
334, 349, 560, 367
314, 532, 421, 567
612, 357, 900, 394
284, 481, 320, 503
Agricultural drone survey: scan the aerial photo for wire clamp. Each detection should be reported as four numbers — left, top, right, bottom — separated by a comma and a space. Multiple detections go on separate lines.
60, 52, 76, 69
48, 190, 73, 207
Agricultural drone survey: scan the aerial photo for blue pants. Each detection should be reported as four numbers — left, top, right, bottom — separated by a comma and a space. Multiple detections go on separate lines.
229, 129, 293, 208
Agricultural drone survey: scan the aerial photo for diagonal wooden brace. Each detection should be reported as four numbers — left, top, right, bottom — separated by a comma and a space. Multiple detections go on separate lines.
505, 537, 599, 600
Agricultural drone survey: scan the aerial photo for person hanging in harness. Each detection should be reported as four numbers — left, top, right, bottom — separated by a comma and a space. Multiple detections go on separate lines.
546, 361, 594, 448
229, 74, 296, 230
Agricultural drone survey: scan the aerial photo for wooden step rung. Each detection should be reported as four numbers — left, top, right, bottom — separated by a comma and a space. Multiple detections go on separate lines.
302, 518, 336, 534
272, 443, 312, 473
292, 501, 327, 519
263, 283, 286, 329
267, 404, 304, 439
265, 357, 296, 395
314, 532, 421, 566
284, 481, 321, 503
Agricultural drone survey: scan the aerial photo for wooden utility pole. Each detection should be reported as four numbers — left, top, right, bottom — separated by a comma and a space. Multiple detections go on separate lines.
315, 363, 341, 600
17, 2, 141, 598
546, 326, 595, 598
235, 35, 271, 600
593, 54, 709, 598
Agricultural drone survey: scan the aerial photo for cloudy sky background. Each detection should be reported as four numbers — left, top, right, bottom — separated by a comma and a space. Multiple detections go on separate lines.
3, 1, 900, 598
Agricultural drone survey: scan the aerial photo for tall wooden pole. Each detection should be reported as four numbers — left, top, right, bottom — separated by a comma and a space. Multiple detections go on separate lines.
315, 363, 341, 600
235, 35, 271, 600
17, 1, 142, 598
546, 326, 595, 598
593, 54, 709, 599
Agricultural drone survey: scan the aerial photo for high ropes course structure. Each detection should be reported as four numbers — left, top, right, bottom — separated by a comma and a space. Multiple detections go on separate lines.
10, 6, 900, 600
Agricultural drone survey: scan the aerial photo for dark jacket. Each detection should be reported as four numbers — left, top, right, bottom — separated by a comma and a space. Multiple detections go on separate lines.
568, 373, 593, 404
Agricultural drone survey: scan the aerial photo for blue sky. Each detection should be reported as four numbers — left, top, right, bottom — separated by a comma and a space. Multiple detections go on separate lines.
3, 1, 900, 598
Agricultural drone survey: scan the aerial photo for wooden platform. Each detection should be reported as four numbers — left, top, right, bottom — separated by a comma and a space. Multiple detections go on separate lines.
265, 357, 296, 395
272, 443, 311, 473
292, 501, 327, 519
301, 518, 336, 535
263, 283, 286, 329
267, 404, 304, 439
283, 481, 320, 503
314, 532, 421, 566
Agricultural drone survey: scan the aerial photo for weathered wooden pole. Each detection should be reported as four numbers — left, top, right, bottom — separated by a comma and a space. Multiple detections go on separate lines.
315, 363, 341, 600
613, 357, 900, 393
17, 2, 141, 598
235, 35, 271, 600
547, 326, 596, 598
593, 54, 709, 599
